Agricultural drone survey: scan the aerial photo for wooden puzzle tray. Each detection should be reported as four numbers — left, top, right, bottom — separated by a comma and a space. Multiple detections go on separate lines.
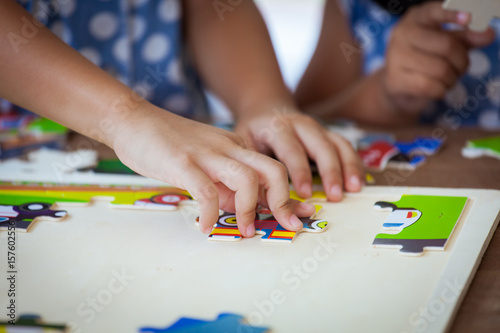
1, 185, 499, 332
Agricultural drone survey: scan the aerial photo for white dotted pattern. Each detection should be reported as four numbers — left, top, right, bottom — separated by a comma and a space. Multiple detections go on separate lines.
79, 47, 102, 66
158, 0, 181, 23
468, 50, 491, 78
89, 12, 118, 41
113, 37, 130, 63
142, 33, 170, 63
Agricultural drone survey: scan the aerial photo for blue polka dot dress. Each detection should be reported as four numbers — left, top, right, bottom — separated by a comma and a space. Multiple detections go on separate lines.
4, 0, 208, 120
339, 0, 500, 129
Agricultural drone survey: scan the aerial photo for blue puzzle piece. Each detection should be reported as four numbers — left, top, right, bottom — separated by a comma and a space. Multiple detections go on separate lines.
395, 137, 443, 156
139, 313, 269, 333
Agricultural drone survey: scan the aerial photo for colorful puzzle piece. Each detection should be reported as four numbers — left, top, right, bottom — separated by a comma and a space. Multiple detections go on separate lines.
89, 158, 137, 175
358, 133, 395, 150
388, 153, 427, 170
395, 137, 444, 156
0, 314, 67, 332
0, 183, 193, 209
0, 183, 194, 232
139, 313, 269, 333
444, 0, 500, 31
0, 202, 67, 232
462, 135, 500, 160
0, 116, 68, 160
358, 141, 400, 170
197, 208, 328, 243
373, 195, 467, 256
365, 173, 375, 184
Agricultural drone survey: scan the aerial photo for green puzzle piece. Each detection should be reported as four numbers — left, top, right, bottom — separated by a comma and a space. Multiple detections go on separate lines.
463, 135, 500, 159
373, 195, 468, 256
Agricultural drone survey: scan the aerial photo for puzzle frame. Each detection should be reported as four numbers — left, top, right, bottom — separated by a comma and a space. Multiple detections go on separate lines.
0, 186, 499, 333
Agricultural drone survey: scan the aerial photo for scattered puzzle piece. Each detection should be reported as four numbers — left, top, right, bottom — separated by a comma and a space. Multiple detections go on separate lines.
358, 133, 395, 150
443, 0, 500, 31
0, 314, 68, 332
395, 137, 444, 156
0, 202, 67, 232
462, 135, 500, 160
139, 313, 269, 333
358, 141, 399, 170
365, 173, 375, 184
373, 195, 467, 256
82, 158, 137, 175
388, 153, 426, 170
197, 208, 328, 243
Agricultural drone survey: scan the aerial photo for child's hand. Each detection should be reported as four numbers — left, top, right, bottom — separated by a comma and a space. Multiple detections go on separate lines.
112, 103, 316, 238
234, 108, 364, 202
382, 2, 495, 113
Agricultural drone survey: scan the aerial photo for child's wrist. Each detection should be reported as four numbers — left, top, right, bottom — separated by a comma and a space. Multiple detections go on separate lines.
97, 91, 157, 150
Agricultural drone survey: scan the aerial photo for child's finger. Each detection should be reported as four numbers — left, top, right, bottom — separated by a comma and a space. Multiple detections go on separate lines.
207, 157, 260, 238
233, 150, 301, 232
294, 125, 344, 202
411, 2, 470, 28
181, 165, 220, 234
264, 128, 313, 199
407, 27, 469, 74
326, 132, 364, 193
461, 27, 496, 48
400, 68, 448, 100
290, 200, 316, 217
398, 43, 459, 88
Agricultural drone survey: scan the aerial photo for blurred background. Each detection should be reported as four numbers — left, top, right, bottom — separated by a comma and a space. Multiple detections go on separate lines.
209, 0, 325, 124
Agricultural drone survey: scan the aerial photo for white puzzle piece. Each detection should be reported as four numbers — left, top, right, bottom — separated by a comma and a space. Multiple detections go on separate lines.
444, 0, 500, 31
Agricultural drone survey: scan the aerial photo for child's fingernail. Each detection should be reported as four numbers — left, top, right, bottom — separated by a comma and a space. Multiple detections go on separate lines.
202, 226, 212, 234
330, 185, 342, 199
290, 215, 303, 230
456, 11, 469, 25
350, 175, 361, 189
245, 224, 255, 237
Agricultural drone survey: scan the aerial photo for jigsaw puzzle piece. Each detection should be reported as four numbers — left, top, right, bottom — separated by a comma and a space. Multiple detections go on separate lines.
462, 135, 500, 160
358, 133, 396, 150
395, 137, 444, 156
130, 190, 193, 211
372, 195, 467, 256
290, 190, 327, 203
358, 141, 400, 170
0, 183, 194, 210
200, 210, 328, 243
444, 0, 500, 31
388, 153, 426, 170
43, 190, 94, 207
0, 314, 67, 332
139, 313, 269, 333
0, 202, 67, 232
374, 201, 422, 231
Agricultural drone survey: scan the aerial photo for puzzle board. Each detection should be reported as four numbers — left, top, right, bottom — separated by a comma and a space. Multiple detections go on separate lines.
0, 185, 498, 333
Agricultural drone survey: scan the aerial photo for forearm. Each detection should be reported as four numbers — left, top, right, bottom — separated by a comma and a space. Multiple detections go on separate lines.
0, 0, 153, 147
303, 69, 421, 125
184, 0, 295, 118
